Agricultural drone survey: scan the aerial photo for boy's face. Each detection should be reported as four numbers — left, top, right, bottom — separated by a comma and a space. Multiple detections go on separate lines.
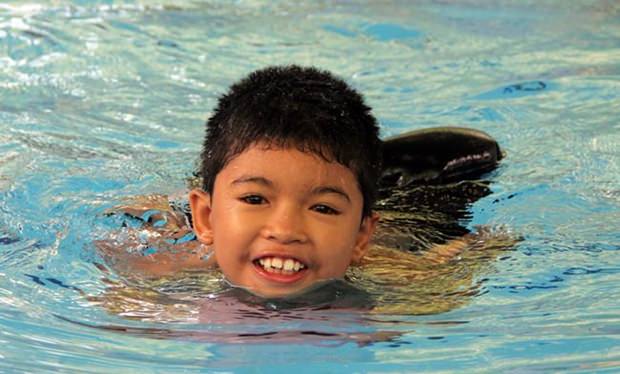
189, 143, 378, 298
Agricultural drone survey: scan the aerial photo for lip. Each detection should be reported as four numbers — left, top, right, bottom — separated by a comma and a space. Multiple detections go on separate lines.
252, 253, 309, 284
253, 262, 307, 284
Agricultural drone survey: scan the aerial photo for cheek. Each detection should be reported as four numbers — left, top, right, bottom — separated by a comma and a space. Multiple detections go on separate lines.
209, 209, 243, 267
313, 219, 360, 262
211, 201, 253, 236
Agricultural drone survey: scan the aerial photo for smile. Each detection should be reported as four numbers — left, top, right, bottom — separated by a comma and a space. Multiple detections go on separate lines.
254, 256, 307, 274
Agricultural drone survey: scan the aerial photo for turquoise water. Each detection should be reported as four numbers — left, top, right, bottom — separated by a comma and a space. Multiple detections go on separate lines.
1, 1, 619, 372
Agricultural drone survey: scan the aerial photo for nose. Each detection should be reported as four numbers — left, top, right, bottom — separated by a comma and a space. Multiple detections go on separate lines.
261, 202, 308, 244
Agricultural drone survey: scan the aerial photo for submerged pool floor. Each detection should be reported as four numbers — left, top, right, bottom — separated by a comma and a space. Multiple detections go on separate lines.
0, 1, 619, 372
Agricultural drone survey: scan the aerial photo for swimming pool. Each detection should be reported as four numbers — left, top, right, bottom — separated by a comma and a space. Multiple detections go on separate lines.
1, 0, 619, 371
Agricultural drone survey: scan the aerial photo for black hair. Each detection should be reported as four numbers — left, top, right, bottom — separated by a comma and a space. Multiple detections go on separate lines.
199, 65, 382, 218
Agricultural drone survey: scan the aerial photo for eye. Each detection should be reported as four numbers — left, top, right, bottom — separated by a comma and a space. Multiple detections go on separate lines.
240, 195, 266, 205
311, 204, 340, 215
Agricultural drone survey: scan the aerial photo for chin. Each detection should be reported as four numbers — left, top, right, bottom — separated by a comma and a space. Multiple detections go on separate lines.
236, 279, 312, 299
251, 285, 307, 299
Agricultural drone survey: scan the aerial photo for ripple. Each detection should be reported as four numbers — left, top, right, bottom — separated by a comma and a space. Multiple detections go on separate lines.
474, 80, 552, 100
0, 0, 619, 371
362, 23, 422, 41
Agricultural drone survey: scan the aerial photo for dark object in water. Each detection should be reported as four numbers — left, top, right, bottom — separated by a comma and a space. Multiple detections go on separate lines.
503, 81, 546, 94
376, 127, 503, 250
380, 126, 502, 187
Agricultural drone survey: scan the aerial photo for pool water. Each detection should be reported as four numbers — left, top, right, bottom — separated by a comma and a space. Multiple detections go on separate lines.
1, 1, 619, 372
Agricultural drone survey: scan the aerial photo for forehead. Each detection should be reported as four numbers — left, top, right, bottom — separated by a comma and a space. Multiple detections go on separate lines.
217, 144, 361, 193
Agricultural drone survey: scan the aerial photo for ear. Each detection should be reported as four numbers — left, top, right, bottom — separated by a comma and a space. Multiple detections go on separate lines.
188, 189, 214, 245
351, 212, 379, 264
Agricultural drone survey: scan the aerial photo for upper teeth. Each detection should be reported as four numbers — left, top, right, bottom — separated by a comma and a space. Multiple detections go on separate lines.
258, 257, 305, 272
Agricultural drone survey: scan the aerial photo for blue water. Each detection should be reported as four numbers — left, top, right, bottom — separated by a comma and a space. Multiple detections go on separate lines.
1, 1, 619, 372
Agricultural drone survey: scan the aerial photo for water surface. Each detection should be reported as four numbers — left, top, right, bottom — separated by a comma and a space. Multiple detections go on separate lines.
0, 1, 619, 372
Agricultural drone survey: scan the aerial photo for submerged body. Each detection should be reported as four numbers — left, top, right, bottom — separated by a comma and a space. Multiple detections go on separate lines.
97, 133, 511, 313
97, 142, 511, 317
96, 66, 514, 320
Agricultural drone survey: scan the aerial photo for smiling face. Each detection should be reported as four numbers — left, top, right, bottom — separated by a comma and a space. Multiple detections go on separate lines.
189, 143, 378, 298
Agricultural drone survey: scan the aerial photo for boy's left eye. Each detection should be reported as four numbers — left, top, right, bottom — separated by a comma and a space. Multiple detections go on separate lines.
240, 195, 266, 205
311, 204, 340, 215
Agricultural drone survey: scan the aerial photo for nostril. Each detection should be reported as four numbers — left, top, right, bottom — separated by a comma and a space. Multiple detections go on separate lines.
264, 230, 304, 244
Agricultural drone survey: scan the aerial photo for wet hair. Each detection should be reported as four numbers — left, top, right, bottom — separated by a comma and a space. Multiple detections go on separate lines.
199, 65, 382, 218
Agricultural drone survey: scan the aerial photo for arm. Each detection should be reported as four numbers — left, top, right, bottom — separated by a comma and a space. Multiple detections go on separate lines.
418, 236, 470, 264
96, 235, 213, 278
98, 194, 215, 278
359, 226, 519, 315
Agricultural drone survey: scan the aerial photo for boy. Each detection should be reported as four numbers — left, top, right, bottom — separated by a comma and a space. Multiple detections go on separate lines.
100, 65, 493, 300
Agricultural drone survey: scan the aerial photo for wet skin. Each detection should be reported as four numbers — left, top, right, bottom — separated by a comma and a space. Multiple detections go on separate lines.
189, 143, 378, 298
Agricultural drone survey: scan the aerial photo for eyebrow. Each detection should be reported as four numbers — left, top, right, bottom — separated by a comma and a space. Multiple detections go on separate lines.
230, 175, 274, 187
312, 186, 351, 203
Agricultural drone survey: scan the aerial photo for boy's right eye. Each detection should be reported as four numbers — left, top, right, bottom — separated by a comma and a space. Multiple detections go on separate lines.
240, 195, 266, 205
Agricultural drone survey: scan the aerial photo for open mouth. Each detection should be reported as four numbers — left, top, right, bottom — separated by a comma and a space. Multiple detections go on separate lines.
253, 256, 307, 275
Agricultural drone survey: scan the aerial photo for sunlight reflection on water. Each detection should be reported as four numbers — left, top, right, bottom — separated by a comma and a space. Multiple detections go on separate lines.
0, 0, 619, 372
